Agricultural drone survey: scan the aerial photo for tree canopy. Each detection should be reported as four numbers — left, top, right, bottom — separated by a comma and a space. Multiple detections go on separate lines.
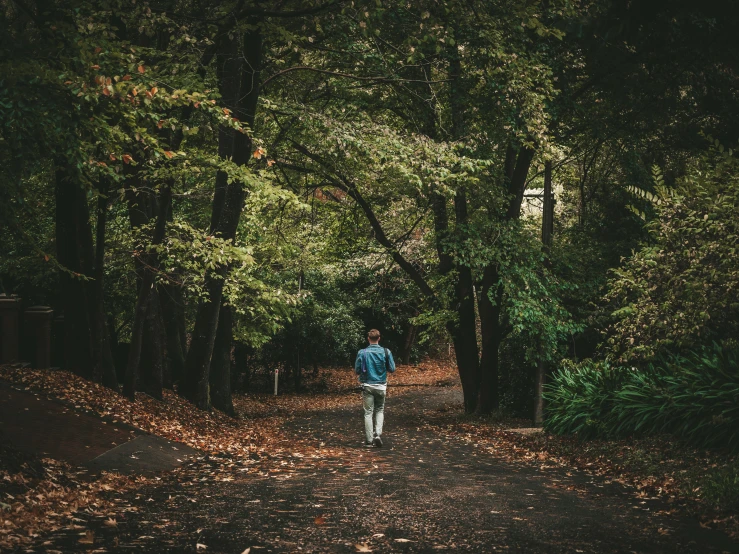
2, 0, 738, 419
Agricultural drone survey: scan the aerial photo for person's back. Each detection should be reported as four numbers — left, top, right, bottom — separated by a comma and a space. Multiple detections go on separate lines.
354, 329, 396, 448
357, 344, 393, 385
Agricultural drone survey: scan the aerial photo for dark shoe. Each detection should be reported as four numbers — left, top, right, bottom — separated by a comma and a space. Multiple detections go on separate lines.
363, 442, 374, 448
373, 435, 383, 448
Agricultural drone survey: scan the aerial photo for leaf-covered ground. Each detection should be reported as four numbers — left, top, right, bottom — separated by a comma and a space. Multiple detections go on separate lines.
0, 361, 454, 456
3, 370, 738, 553
425, 413, 739, 540
0, 361, 457, 550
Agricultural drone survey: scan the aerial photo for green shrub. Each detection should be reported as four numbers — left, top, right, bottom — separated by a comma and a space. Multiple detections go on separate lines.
606, 147, 739, 362
613, 346, 739, 450
543, 359, 628, 438
545, 344, 739, 450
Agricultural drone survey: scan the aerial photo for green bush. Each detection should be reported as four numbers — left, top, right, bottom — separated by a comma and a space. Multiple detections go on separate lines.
543, 359, 628, 438
606, 147, 739, 362
545, 344, 739, 450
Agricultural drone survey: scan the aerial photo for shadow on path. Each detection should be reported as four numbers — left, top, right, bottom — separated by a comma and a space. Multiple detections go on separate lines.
0, 380, 199, 476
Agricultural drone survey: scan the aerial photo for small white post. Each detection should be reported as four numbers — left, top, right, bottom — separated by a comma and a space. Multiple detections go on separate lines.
274, 367, 279, 396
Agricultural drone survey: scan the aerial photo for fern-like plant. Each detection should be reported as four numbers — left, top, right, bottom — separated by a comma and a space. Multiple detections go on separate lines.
545, 344, 739, 451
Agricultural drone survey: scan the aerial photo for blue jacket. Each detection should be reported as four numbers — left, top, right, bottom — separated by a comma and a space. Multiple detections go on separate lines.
354, 344, 396, 384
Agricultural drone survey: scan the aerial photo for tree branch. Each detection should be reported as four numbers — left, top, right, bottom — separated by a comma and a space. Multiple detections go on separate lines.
286, 139, 437, 302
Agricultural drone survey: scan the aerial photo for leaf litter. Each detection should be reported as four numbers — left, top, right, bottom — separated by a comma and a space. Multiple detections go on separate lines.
425, 410, 739, 539
0, 361, 459, 550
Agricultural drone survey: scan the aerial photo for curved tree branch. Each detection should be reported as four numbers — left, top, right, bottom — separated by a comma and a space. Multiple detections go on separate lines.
285, 139, 438, 303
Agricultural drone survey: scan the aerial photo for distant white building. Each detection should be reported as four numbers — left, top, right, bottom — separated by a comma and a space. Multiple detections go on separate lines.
522, 188, 547, 219
521, 182, 563, 220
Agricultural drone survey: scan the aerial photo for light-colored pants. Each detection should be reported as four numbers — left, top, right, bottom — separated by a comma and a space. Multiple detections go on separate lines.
362, 387, 386, 443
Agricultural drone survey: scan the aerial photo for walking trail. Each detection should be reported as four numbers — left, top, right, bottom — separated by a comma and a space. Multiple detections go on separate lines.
23, 387, 739, 553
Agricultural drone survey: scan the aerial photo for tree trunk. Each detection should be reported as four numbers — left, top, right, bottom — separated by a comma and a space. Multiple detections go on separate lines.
160, 282, 186, 387
124, 179, 171, 397
579, 176, 585, 226
92, 183, 119, 390
123, 185, 172, 401
233, 342, 251, 392
447, 54, 480, 412
478, 265, 503, 414
534, 160, 554, 425
453, 191, 481, 412
210, 32, 241, 233
430, 186, 481, 412
542, 160, 554, 248
477, 145, 536, 414
401, 324, 417, 365
140, 290, 166, 400
182, 23, 263, 410
534, 356, 545, 425
55, 163, 95, 379
294, 347, 302, 392
209, 304, 235, 415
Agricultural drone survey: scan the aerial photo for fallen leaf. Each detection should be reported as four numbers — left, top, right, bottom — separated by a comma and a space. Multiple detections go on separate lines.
78, 530, 95, 545
354, 544, 372, 552
196, 543, 207, 550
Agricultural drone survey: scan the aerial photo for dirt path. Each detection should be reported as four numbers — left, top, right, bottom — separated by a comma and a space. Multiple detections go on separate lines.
23, 388, 739, 553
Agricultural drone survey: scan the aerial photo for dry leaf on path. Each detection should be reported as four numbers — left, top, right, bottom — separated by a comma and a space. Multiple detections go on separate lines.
78, 530, 95, 544
354, 544, 373, 552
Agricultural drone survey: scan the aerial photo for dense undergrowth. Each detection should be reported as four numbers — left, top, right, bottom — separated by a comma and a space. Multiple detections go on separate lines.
543, 148, 739, 516
544, 344, 739, 521
544, 344, 739, 450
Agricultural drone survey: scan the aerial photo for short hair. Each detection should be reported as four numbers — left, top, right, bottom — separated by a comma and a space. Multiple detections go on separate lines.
367, 329, 381, 341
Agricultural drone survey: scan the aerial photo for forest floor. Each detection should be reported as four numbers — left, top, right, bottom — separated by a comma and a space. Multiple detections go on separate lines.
1, 364, 738, 553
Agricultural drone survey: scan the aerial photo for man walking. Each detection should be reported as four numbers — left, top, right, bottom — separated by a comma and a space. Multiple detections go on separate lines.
354, 329, 396, 447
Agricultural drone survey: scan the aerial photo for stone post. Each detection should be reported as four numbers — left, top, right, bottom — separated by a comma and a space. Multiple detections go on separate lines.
24, 306, 54, 369
0, 294, 21, 363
